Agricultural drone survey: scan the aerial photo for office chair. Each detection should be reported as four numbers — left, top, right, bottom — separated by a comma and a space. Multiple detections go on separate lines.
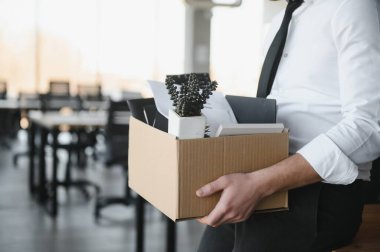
126, 98, 175, 252
75, 84, 104, 162
94, 100, 133, 218
13, 92, 41, 166
0, 81, 7, 99
77, 84, 105, 111
0, 81, 20, 148
57, 126, 101, 200
40, 81, 81, 112
40, 94, 82, 112
49, 80, 70, 97
41, 81, 85, 167
40, 82, 100, 198
77, 84, 102, 100
0, 109, 14, 149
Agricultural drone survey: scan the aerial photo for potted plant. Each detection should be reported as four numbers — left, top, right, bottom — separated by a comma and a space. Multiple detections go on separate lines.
165, 73, 218, 139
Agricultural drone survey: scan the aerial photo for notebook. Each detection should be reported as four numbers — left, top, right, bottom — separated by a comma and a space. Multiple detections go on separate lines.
216, 123, 284, 137
225, 95, 277, 124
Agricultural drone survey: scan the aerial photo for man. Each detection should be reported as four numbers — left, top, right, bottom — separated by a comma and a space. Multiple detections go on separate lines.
197, 0, 380, 251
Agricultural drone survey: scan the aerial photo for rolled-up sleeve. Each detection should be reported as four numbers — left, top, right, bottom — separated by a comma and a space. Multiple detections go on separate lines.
297, 0, 380, 184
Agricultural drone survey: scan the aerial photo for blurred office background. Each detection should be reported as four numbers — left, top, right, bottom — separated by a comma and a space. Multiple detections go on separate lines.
0, 0, 285, 97
0, 1, 286, 252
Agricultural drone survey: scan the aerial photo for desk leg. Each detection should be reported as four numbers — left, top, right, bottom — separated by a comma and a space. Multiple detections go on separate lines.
51, 129, 59, 217
136, 195, 145, 252
166, 219, 176, 252
77, 129, 85, 168
38, 128, 48, 203
28, 122, 36, 194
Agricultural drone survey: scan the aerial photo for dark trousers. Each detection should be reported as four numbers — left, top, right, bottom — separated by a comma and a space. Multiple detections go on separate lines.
198, 180, 364, 252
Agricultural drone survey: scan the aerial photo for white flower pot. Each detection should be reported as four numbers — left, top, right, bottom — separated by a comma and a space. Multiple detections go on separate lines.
168, 109, 206, 139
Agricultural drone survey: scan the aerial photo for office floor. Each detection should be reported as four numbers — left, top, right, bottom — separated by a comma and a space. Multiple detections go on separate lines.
0, 131, 204, 252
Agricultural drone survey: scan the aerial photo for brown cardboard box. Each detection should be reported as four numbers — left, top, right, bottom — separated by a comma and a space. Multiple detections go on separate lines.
128, 116, 289, 221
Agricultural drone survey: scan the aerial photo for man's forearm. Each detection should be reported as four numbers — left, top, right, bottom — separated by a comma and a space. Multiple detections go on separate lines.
251, 153, 322, 199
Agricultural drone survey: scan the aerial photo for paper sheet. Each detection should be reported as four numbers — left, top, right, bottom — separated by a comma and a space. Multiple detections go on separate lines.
147, 80, 237, 137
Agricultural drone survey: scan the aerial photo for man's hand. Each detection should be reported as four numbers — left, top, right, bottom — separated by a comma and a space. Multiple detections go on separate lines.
196, 172, 266, 227
196, 154, 321, 227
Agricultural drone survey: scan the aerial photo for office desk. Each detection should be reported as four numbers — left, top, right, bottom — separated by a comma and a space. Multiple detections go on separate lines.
28, 111, 110, 217
0, 98, 41, 110
0, 99, 19, 110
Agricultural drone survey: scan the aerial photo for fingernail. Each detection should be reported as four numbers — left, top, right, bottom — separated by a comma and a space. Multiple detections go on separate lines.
196, 189, 203, 197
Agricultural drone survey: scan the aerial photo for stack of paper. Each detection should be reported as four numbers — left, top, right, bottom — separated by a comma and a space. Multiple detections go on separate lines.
216, 123, 285, 137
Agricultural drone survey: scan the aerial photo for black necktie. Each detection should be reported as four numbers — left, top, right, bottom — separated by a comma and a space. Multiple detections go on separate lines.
256, 0, 304, 98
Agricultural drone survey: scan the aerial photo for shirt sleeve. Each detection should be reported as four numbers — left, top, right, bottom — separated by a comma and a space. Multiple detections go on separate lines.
297, 0, 380, 184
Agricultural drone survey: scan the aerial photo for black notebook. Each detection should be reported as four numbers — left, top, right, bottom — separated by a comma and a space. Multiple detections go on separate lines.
225, 95, 277, 124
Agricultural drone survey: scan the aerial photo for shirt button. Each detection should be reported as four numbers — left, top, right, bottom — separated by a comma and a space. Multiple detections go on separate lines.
283, 53, 288, 58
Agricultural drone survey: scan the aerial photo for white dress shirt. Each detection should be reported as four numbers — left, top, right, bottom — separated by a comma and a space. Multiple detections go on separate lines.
266, 0, 380, 184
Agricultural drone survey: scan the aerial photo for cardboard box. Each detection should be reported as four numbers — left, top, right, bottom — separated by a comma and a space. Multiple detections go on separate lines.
128, 116, 289, 221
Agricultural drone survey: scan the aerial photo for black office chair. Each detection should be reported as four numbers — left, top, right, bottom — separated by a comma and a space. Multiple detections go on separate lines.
77, 84, 102, 101
0, 109, 15, 149
0, 81, 20, 148
40, 81, 81, 112
94, 100, 133, 218
0, 81, 7, 99
49, 80, 71, 97
126, 98, 175, 252
40, 95, 81, 112
77, 84, 105, 111
13, 92, 41, 166
41, 80, 87, 168
72, 84, 104, 163
40, 82, 100, 198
